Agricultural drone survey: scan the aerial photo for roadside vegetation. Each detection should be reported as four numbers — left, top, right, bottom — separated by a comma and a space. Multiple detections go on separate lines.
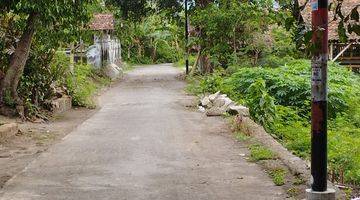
0, 1, 114, 120
180, 0, 360, 188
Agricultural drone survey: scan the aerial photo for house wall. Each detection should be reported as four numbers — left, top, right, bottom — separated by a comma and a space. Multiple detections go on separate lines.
92, 32, 122, 67
329, 42, 360, 68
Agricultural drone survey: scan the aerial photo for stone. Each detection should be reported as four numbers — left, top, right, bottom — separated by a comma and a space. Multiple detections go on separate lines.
228, 105, 250, 117
206, 107, 227, 116
0, 123, 18, 142
51, 96, 72, 115
213, 98, 226, 108
103, 63, 123, 80
198, 106, 206, 113
222, 97, 235, 110
208, 91, 220, 102
200, 96, 212, 108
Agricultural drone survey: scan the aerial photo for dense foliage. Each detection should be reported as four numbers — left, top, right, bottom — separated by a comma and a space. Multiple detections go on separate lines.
116, 13, 183, 64
188, 60, 360, 185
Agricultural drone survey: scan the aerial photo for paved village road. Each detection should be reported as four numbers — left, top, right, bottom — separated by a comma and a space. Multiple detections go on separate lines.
0, 64, 286, 200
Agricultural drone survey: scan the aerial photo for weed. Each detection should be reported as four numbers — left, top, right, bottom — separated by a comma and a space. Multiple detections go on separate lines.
287, 187, 299, 197
249, 144, 276, 161
293, 177, 305, 185
235, 131, 250, 142
269, 168, 286, 186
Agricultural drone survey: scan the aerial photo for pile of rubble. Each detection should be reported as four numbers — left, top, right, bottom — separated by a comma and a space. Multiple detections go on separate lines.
103, 63, 124, 80
199, 91, 250, 117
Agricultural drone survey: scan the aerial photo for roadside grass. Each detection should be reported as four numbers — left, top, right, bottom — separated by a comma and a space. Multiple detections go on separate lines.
185, 76, 203, 94
249, 144, 276, 161
234, 131, 250, 142
184, 77, 308, 199
268, 168, 286, 186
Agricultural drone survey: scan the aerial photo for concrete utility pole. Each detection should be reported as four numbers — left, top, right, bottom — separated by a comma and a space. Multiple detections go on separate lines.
306, 0, 335, 199
185, 0, 189, 74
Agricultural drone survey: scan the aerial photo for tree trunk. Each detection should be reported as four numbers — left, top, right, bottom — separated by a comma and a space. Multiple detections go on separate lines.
190, 50, 201, 75
292, 0, 307, 47
0, 12, 38, 114
195, 0, 213, 74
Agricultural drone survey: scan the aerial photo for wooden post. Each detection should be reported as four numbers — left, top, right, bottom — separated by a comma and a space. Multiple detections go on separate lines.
70, 42, 75, 73
329, 43, 333, 60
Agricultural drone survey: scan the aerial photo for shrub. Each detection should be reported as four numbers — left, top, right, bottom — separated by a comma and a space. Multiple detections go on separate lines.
66, 64, 97, 108
225, 60, 360, 119
188, 58, 360, 185
245, 79, 276, 131
19, 51, 70, 115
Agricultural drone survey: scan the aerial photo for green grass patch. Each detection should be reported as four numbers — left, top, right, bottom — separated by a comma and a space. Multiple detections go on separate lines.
268, 168, 286, 186
66, 64, 111, 108
235, 131, 250, 142
249, 144, 276, 161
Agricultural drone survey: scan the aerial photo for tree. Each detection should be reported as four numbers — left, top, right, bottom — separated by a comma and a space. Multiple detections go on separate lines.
105, 0, 181, 21
333, 1, 360, 41
0, 0, 94, 116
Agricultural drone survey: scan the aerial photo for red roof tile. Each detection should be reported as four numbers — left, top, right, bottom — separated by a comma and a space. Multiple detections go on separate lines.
301, 0, 360, 41
89, 14, 114, 30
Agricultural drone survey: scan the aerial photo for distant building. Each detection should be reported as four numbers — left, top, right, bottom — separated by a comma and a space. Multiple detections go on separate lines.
301, 0, 360, 69
88, 13, 121, 68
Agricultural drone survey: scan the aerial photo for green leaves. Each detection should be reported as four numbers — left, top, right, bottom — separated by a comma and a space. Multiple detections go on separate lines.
338, 21, 348, 42
334, 4, 360, 42
350, 7, 359, 21
245, 79, 276, 131
191, 1, 279, 67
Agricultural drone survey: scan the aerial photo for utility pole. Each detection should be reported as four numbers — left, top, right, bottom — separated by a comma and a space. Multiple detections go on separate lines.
185, 0, 189, 75
306, 0, 335, 199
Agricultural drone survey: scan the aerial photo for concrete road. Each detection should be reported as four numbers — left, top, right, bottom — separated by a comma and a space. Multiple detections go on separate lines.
0, 64, 285, 200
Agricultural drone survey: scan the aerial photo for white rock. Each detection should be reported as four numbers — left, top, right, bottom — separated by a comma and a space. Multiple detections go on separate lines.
103, 63, 123, 80
213, 98, 226, 108
198, 106, 206, 113
208, 91, 221, 102
228, 105, 250, 117
206, 107, 227, 116
222, 97, 235, 109
219, 94, 228, 98
201, 96, 212, 108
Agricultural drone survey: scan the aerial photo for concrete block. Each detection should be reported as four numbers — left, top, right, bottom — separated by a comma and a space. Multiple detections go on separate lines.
228, 105, 250, 117
200, 96, 212, 108
206, 107, 227, 116
208, 91, 220, 102
51, 96, 72, 115
103, 63, 123, 80
306, 189, 336, 200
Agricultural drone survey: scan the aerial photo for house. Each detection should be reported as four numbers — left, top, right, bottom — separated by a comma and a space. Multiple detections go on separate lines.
301, 0, 360, 69
88, 13, 121, 68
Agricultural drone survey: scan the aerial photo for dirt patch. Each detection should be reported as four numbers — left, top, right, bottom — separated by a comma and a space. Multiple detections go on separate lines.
0, 107, 97, 189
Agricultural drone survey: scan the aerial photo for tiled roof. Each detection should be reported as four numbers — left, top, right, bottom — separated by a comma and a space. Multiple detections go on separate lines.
89, 14, 114, 30
301, 0, 360, 41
